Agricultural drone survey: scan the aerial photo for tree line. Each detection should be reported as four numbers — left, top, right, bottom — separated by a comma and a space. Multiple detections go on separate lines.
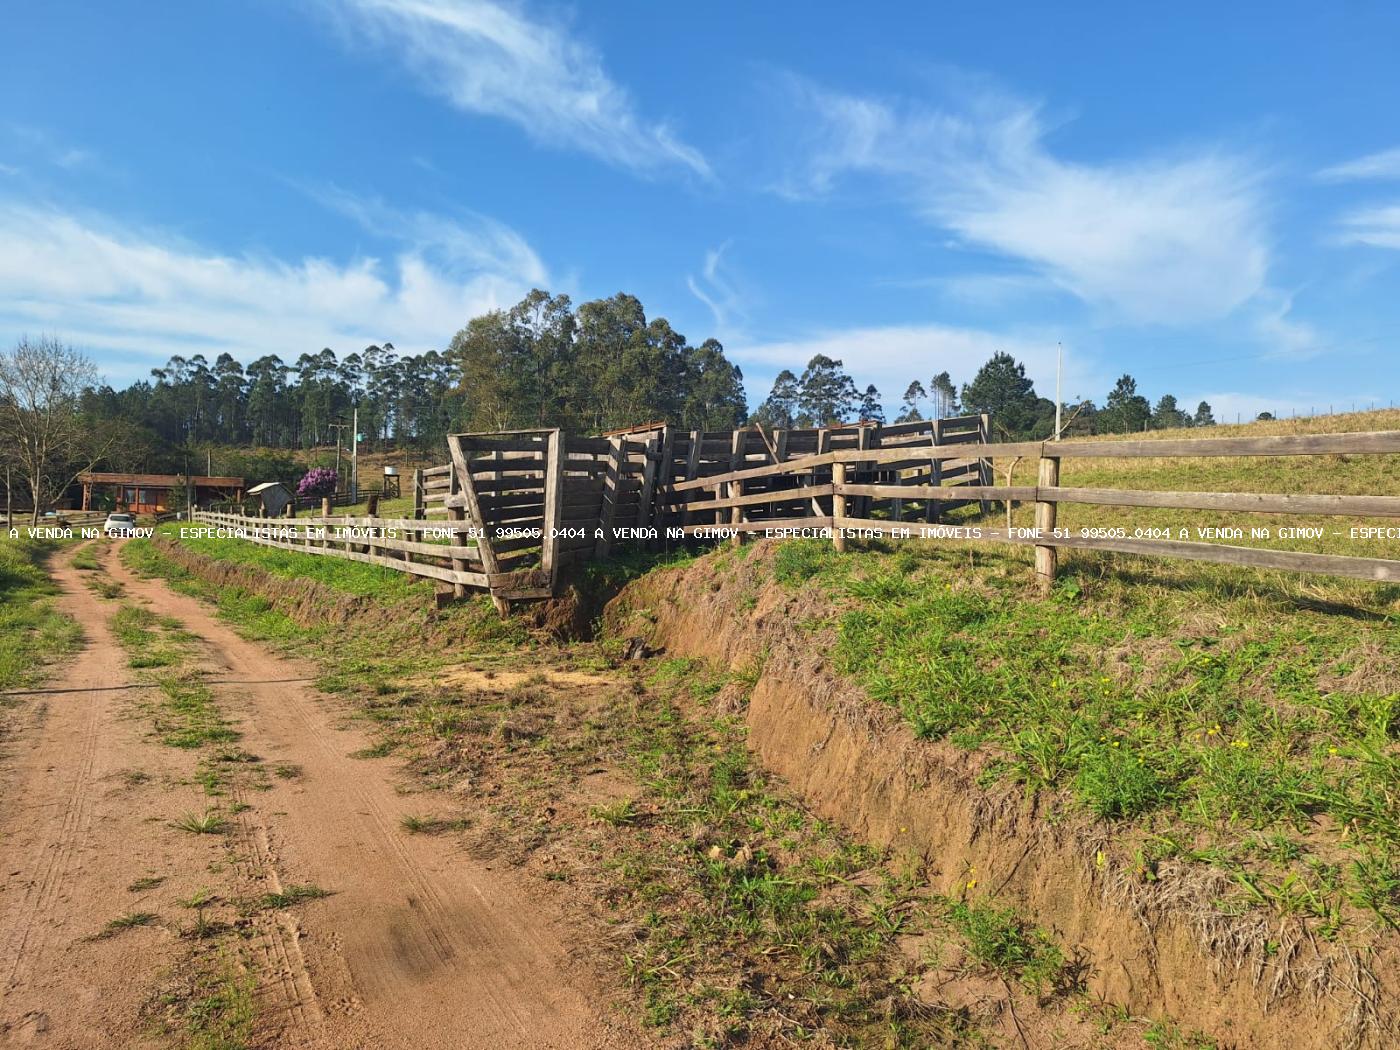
748, 351, 1217, 440
66, 289, 745, 464
5, 292, 1231, 519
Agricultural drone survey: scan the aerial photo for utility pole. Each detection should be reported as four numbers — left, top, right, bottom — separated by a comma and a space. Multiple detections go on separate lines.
1054, 342, 1063, 441
326, 421, 351, 498
351, 405, 359, 504
5, 466, 11, 528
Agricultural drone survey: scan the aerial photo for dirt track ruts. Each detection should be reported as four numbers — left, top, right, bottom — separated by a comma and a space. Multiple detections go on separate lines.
0, 543, 643, 1049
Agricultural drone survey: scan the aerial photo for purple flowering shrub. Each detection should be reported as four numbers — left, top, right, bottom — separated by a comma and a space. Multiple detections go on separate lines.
296, 467, 338, 498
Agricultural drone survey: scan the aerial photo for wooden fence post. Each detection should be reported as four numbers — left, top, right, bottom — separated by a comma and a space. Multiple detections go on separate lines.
728, 481, 743, 546
681, 429, 702, 529
833, 462, 848, 552
927, 418, 944, 524
595, 435, 624, 559
855, 426, 872, 518
639, 431, 662, 549
979, 412, 994, 515
412, 467, 424, 519
1034, 449, 1059, 594
729, 429, 745, 546
541, 428, 566, 587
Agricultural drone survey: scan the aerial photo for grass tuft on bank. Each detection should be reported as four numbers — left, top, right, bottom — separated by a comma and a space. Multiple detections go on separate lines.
0, 539, 81, 693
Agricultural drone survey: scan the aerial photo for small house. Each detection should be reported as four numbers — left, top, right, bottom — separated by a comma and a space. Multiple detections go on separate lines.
79, 472, 245, 514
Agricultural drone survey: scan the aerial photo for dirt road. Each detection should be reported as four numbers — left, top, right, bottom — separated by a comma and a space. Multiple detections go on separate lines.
0, 544, 642, 1049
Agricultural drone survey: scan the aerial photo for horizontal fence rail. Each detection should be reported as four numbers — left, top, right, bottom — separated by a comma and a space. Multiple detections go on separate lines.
663, 430, 1400, 587
190, 420, 1400, 611
191, 509, 551, 598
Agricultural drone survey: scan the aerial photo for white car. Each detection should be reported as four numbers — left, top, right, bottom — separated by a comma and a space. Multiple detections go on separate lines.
104, 512, 138, 536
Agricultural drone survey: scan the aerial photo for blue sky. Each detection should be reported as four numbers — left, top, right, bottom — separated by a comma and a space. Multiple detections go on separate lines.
4, 1, 1400, 422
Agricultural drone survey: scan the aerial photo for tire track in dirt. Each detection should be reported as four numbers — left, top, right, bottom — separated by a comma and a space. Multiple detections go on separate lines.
108, 550, 644, 1050
225, 775, 326, 1047
0, 658, 103, 997
1, 543, 222, 1048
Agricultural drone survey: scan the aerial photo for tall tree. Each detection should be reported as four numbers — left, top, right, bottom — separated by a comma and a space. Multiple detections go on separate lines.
1151, 394, 1189, 429
1102, 375, 1151, 433
897, 380, 926, 423
751, 370, 800, 429
857, 384, 884, 423
796, 355, 858, 426
930, 371, 958, 418
0, 337, 115, 522
961, 353, 1053, 438
679, 338, 747, 430
1194, 401, 1216, 426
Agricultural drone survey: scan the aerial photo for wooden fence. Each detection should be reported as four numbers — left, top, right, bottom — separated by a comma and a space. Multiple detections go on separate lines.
192, 419, 1400, 608
666, 429, 1400, 588
190, 510, 552, 601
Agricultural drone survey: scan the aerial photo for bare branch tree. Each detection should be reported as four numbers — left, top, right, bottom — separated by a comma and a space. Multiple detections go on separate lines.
0, 336, 112, 524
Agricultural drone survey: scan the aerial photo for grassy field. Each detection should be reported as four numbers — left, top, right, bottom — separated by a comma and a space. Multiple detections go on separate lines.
0, 539, 82, 693
158, 528, 437, 601
758, 538, 1400, 934
709, 414, 1400, 953
989, 407, 1400, 561
122, 535, 1209, 1047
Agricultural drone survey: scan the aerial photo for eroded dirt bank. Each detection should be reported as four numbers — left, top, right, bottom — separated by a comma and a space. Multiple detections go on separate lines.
605, 544, 1398, 1050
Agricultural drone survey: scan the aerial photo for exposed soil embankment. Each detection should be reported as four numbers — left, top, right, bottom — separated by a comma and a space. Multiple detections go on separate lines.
605, 544, 1397, 1050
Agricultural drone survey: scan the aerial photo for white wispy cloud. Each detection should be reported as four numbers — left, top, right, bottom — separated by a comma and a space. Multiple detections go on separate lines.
1, 124, 97, 176
731, 322, 1079, 411
778, 78, 1271, 327
0, 201, 545, 383
1317, 147, 1400, 182
1335, 203, 1400, 250
304, 183, 548, 282
685, 240, 747, 333
313, 0, 708, 178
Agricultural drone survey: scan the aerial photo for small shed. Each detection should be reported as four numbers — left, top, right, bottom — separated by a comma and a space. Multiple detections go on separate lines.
247, 482, 293, 518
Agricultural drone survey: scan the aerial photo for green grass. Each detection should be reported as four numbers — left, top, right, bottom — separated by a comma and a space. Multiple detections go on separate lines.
71, 544, 102, 571
97, 911, 160, 938
172, 810, 228, 835
128, 875, 166, 892
137, 525, 433, 601
755, 536, 1400, 939
110, 602, 240, 750
110, 604, 181, 668
399, 814, 465, 834
160, 950, 256, 1050
0, 539, 81, 692
253, 884, 331, 910
126, 524, 1187, 1046
945, 898, 1067, 993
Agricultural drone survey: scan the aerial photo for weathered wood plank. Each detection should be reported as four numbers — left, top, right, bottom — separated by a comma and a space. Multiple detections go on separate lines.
825, 515, 1400, 583
1043, 487, 1400, 517
835, 483, 1038, 502
672, 515, 835, 537
540, 428, 566, 581
1054, 431, 1400, 459
668, 441, 1044, 492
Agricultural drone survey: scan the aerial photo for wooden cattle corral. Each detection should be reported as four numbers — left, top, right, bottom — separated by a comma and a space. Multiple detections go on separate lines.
195, 419, 1400, 610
